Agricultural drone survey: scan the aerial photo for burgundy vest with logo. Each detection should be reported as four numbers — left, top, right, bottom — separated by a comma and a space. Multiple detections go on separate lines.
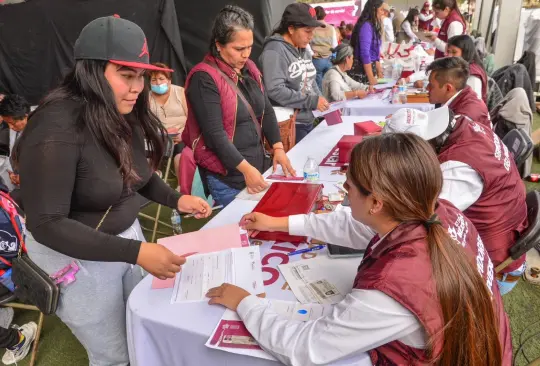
181, 55, 263, 175
438, 116, 528, 272
469, 62, 488, 105
354, 200, 512, 365
418, 10, 432, 31
435, 10, 465, 59
448, 86, 490, 128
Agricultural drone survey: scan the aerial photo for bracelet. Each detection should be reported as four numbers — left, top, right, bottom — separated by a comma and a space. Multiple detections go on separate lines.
273, 147, 284, 151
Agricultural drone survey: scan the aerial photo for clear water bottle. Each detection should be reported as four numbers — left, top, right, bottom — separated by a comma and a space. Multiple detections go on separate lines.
303, 156, 320, 183
391, 86, 401, 104
171, 209, 183, 235
398, 85, 408, 104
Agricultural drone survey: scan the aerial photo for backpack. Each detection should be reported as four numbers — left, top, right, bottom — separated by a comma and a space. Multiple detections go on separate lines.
0, 188, 26, 294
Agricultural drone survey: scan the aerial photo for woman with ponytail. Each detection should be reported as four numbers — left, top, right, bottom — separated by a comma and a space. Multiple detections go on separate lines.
426, 0, 467, 59
207, 133, 512, 366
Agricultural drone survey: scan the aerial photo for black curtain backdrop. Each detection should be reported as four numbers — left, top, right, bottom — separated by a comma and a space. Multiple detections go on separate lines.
0, 0, 186, 104
174, 0, 294, 70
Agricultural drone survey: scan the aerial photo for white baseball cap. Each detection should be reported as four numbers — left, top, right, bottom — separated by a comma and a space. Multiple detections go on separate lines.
382, 107, 451, 140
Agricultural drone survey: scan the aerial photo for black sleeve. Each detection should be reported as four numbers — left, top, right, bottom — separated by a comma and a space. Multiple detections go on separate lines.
138, 173, 181, 208
187, 72, 245, 170
261, 94, 282, 147
19, 117, 141, 264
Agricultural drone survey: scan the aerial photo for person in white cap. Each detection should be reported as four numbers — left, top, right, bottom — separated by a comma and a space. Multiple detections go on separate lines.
384, 107, 527, 295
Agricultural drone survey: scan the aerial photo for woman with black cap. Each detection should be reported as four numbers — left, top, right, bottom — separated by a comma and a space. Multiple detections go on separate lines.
322, 44, 368, 102
259, 3, 330, 143
13, 16, 211, 365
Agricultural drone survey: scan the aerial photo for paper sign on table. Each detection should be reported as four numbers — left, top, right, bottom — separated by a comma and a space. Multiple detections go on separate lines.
152, 224, 244, 289
206, 300, 332, 360
279, 254, 361, 305
171, 246, 264, 303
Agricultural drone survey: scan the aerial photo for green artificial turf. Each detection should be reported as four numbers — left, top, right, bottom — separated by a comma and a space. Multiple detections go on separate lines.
9, 115, 540, 366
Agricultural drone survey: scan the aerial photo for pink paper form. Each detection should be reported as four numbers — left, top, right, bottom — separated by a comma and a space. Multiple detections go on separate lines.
152, 224, 245, 289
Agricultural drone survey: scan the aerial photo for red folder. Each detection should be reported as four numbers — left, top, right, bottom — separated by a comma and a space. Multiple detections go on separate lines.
337, 135, 363, 163
354, 121, 382, 137
252, 182, 323, 243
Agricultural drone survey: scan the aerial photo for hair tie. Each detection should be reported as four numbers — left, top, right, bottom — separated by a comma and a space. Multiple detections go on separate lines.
423, 214, 441, 229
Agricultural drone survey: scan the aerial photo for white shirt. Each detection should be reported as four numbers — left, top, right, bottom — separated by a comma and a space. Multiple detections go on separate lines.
402, 20, 418, 42
236, 209, 425, 366
434, 21, 464, 53
383, 17, 395, 43
466, 75, 483, 100
418, 12, 433, 23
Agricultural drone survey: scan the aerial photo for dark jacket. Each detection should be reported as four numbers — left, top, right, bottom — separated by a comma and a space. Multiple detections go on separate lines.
492, 63, 535, 110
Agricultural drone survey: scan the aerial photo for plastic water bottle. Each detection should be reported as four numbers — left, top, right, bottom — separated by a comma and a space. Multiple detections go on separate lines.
303, 157, 320, 183
398, 85, 408, 104
171, 209, 183, 235
391, 86, 401, 104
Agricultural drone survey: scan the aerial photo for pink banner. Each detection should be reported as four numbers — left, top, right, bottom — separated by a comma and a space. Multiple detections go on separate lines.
318, 3, 359, 26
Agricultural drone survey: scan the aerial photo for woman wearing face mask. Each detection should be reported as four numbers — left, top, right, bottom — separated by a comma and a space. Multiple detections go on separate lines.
259, 3, 330, 143
149, 63, 188, 177
322, 44, 368, 102
447, 35, 488, 104
425, 0, 466, 59
350, 0, 387, 89
13, 16, 211, 365
182, 6, 295, 207
208, 133, 512, 366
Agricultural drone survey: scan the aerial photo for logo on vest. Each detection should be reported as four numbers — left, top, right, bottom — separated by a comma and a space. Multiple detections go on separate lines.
493, 134, 511, 172
447, 214, 468, 248
477, 235, 494, 296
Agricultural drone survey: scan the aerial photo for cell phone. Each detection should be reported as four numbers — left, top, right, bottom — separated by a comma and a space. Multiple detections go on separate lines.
327, 244, 364, 258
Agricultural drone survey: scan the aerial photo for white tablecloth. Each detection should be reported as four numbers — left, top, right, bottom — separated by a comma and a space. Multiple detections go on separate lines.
127, 116, 382, 366
343, 96, 434, 116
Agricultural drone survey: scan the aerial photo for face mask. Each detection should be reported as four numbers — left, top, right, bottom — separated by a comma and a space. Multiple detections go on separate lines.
151, 83, 169, 95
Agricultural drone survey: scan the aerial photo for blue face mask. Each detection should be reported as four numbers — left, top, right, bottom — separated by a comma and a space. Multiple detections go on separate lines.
151, 83, 169, 95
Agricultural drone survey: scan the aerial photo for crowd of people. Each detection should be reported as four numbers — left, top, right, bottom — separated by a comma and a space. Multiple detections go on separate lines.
0, 0, 532, 365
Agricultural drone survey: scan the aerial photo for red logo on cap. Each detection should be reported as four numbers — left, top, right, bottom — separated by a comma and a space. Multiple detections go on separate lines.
139, 38, 149, 59
309, 7, 316, 18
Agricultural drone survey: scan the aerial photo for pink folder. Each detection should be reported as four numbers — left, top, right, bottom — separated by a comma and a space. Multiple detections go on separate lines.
151, 224, 243, 289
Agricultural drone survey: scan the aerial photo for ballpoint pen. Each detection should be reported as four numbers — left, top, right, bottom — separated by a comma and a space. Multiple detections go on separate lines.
288, 245, 325, 256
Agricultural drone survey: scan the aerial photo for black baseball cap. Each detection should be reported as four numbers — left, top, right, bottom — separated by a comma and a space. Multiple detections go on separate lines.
74, 15, 173, 72
282, 3, 325, 28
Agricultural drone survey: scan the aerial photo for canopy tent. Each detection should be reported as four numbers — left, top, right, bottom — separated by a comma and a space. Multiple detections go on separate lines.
0, 0, 294, 105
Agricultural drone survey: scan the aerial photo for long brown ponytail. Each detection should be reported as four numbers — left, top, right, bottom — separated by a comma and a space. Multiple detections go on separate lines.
349, 133, 501, 365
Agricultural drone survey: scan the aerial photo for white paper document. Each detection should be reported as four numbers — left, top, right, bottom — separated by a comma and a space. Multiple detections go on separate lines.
312, 100, 347, 118
279, 255, 361, 305
171, 246, 264, 304
206, 300, 333, 361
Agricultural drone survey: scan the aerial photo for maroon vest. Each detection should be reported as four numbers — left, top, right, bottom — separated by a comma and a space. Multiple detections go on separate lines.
354, 200, 512, 365
469, 62, 488, 105
438, 116, 528, 272
435, 10, 465, 59
418, 10, 432, 31
181, 54, 263, 175
448, 86, 490, 128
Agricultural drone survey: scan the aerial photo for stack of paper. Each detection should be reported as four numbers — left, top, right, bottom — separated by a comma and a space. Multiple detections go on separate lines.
152, 224, 246, 289
206, 300, 332, 360
278, 255, 361, 305
171, 246, 265, 304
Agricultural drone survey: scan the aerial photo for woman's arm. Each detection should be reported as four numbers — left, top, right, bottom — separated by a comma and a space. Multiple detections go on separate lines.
434, 21, 464, 52
402, 21, 418, 41
418, 13, 433, 22
345, 73, 368, 91
187, 72, 246, 171
138, 173, 181, 208
466, 75, 483, 100
236, 290, 424, 366
261, 94, 282, 147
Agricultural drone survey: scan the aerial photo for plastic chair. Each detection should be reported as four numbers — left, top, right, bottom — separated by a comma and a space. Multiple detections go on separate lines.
496, 190, 540, 273
138, 136, 176, 242
0, 291, 44, 366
